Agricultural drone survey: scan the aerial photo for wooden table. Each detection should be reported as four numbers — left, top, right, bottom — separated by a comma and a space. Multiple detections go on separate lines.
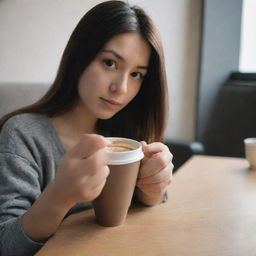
36, 155, 256, 256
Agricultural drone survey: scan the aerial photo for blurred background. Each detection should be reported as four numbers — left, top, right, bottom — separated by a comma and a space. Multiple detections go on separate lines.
0, 0, 255, 151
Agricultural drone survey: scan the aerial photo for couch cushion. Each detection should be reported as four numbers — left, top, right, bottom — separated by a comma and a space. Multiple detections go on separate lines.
0, 83, 50, 118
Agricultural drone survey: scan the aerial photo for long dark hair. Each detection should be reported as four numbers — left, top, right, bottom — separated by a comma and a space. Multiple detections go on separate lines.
0, 0, 168, 142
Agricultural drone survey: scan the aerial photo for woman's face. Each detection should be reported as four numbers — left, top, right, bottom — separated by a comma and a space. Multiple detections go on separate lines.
77, 32, 151, 120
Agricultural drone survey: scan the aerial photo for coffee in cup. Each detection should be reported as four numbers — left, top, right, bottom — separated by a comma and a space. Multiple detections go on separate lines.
106, 139, 134, 152
93, 137, 144, 226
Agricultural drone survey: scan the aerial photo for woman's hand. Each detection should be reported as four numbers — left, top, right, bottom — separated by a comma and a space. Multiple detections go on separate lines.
52, 134, 110, 208
22, 134, 110, 242
136, 141, 173, 205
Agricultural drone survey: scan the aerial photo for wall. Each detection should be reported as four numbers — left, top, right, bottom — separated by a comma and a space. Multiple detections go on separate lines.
0, 0, 202, 140
196, 0, 242, 140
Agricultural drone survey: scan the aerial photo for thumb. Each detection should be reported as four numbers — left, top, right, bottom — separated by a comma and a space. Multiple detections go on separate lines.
140, 141, 147, 152
140, 141, 152, 159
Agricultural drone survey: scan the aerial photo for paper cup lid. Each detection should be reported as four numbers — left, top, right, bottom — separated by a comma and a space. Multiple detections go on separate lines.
244, 138, 256, 144
105, 137, 144, 165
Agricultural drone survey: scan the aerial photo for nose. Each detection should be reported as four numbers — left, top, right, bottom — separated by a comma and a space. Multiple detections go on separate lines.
109, 73, 128, 94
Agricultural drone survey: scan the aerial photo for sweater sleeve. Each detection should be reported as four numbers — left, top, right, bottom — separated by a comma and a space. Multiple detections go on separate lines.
0, 153, 44, 256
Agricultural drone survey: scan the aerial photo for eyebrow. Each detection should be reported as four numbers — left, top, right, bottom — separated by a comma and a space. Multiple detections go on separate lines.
100, 49, 148, 70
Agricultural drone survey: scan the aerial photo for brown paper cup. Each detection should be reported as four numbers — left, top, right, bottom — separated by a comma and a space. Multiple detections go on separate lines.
93, 137, 144, 227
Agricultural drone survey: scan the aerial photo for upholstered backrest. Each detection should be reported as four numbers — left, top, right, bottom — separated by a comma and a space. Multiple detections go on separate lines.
201, 78, 256, 157
0, 83, 50, 118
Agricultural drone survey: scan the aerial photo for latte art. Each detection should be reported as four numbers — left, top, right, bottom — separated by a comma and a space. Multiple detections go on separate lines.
107, 140, 134, 152
107, 145, 133, 152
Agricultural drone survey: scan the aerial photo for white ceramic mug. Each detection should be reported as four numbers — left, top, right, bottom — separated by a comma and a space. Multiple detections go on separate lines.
244, 138, 256, 169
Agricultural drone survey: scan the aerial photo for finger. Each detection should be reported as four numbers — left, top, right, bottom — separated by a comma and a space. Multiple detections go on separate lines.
77, 148, 109, 175
139, 151, 173, 178
138, 180, 170, 195
79, 173, 109, 202
88, 165, 110, 189
137, 165, 172, 185
140, 141, 147, 152
142, 142, 170, 158
85, 166, 110, 200
91, 179, 108, 199
67, 134, 108, 159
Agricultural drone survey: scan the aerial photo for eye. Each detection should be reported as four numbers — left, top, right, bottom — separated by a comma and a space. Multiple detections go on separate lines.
103, 59, 116, 69
131, 72, 144, 80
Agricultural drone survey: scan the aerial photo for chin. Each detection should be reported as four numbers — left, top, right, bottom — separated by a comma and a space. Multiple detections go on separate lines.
96, 112, 116, 120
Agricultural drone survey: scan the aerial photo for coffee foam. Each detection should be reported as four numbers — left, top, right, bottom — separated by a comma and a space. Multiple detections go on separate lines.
107, 140, 134, 152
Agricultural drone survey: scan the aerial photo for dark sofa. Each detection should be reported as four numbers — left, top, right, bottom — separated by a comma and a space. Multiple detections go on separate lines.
166, 72, 256, 171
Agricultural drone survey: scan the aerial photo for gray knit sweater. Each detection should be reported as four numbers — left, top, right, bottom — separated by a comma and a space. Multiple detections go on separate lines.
0, 113, 93, 256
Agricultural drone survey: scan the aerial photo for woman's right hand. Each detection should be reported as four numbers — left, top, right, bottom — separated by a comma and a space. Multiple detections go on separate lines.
52, 134, 110, 207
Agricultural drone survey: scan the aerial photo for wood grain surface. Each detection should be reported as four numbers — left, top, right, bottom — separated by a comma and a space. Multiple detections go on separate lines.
36, 155, 256, 256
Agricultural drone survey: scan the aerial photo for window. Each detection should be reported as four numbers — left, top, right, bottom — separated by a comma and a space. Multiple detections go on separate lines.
239, 0, 256, 72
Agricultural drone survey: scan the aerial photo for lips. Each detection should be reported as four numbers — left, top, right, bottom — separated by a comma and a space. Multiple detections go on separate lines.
101, 98, 121, 105
100, 97, 123, 109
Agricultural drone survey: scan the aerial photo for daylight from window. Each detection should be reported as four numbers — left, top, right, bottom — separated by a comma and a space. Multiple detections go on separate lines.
239, 0, 256, 72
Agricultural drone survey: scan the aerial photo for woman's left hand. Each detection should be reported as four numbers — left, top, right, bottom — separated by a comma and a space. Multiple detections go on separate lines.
136, 141, 173, 203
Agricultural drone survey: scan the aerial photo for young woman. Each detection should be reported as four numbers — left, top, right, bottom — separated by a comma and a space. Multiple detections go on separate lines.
0, 1, 173, 255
